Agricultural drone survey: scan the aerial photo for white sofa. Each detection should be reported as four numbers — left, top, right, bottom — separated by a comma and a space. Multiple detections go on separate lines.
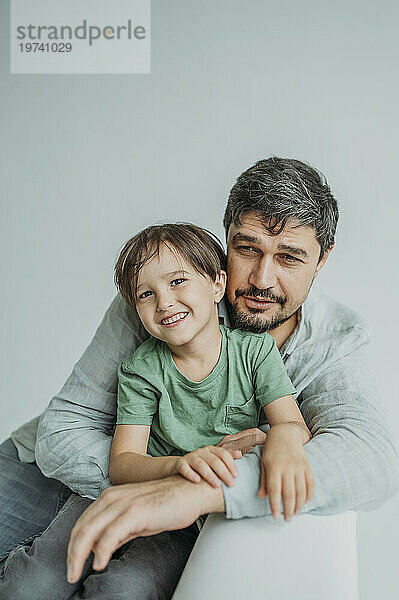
173, 511, 358, 599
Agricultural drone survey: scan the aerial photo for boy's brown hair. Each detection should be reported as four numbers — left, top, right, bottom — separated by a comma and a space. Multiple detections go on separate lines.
114, 223, 226, 308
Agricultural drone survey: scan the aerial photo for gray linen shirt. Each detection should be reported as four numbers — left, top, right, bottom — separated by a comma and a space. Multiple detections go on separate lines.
11, 289, 399, 517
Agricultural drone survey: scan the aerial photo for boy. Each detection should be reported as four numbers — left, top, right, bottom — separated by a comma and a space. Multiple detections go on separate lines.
110, 222, 314, 508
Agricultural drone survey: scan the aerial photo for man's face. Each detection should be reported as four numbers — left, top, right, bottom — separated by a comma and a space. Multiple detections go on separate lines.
226, 212, 331, 332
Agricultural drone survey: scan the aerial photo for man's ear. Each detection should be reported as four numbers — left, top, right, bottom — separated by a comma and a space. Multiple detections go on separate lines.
314, 244, 334, 279
214, 270, 227, 303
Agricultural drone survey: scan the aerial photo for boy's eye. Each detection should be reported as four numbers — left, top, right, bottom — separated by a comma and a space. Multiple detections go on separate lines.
171, 278, 186, 286
138, 290, 153, 300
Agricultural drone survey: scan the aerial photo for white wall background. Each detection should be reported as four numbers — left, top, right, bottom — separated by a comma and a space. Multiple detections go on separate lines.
1, 1, 398, 598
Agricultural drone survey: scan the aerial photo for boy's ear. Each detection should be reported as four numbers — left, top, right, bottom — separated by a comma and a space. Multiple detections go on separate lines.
214, 270, 227, 303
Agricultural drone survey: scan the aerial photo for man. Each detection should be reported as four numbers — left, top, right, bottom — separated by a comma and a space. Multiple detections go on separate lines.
1, 158, 398, 596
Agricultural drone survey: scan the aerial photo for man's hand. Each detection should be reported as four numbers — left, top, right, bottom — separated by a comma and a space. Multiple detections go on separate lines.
217, 427, 267, 455
258, 423, 315, 522
175, 446, 241, 487
66, 475, 225, 584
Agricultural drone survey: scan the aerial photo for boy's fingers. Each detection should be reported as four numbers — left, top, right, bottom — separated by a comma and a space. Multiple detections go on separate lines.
294, 474, 307, 515
266, 472, 282, 519
258, 464, 267, 498
211, 447, 239, 476
306, 470, 316, 503
206, 455, 235, 486
192, 458, 220, 488
281, 474, 296, 522
177, 461, 201, 483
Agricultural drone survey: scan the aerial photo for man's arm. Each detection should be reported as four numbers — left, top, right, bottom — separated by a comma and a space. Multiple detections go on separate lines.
35, 295, 148, 499
223, 343, 399, 519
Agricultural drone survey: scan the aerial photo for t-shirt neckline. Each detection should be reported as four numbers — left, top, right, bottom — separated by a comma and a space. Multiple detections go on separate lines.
161, 325, 227, 388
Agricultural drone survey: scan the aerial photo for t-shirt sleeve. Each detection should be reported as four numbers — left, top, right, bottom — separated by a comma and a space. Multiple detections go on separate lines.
117, 360, 158, 426
253, 334, 296, 407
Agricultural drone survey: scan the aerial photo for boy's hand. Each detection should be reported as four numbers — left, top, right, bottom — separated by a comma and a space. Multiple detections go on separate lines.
174, 446, 241, 488
258, 424, 315, 521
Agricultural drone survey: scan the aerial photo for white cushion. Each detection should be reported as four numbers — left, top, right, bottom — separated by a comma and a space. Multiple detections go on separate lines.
173, 512, 358, 599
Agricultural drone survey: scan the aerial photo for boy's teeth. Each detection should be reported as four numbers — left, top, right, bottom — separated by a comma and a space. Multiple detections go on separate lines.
162, 312, 187, 325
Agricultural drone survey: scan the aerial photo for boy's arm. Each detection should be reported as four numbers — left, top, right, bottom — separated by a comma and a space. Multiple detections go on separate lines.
35, 295, 148, 499
263, 394, 312, 444
260, 395, 314, 519
109, 425, 177, 484
109, 425, 240, 487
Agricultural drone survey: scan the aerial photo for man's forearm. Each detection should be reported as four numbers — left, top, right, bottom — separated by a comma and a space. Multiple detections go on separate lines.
222, 430, 399, 519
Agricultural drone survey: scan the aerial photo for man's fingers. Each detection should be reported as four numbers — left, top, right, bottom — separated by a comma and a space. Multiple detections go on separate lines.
67, 493, 128, 582
217, 429, 267, 452
67, 522, 98, 583
89, 510, 144, 572
281, 474, 296, 522
229, 449, 242, 459
68, 499, 152, 581
241, 444, 256, 454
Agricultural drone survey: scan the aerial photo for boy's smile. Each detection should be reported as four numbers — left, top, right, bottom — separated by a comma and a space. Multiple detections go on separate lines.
159, 311, 189, 327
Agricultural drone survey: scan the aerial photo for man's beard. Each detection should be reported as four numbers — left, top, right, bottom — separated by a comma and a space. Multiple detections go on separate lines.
226, 285, 296, 333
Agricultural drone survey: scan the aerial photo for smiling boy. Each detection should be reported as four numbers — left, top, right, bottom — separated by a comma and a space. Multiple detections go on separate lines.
110, 224, 313, 513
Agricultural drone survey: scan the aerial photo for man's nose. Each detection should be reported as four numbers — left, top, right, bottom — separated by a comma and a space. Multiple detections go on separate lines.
156, 291, 175, 312
249, 257, 278, 290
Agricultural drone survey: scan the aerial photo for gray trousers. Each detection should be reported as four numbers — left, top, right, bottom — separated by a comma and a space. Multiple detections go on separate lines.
0, 493, 199, 600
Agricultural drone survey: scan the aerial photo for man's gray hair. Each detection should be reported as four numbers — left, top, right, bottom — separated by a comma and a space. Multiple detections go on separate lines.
223, 157, 339, 259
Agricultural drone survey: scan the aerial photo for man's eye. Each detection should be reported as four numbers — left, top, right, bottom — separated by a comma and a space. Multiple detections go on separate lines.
236, 245, 257, 253
171, 278, 186, 286
281, 254, 300, 263
139, 291, 153, 299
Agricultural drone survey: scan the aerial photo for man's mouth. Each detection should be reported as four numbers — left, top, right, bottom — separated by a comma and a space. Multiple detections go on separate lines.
160, 312, 189, 327
242, 296, 278, 309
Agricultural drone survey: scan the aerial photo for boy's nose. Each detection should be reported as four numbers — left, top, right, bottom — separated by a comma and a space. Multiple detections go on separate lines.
156, 293, 175, 312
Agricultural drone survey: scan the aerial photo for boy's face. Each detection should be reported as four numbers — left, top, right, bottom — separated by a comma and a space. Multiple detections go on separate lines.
135, 244, 226, 348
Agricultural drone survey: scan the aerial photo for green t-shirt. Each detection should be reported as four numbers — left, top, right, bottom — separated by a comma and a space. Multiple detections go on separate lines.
117, 324, 296, 457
